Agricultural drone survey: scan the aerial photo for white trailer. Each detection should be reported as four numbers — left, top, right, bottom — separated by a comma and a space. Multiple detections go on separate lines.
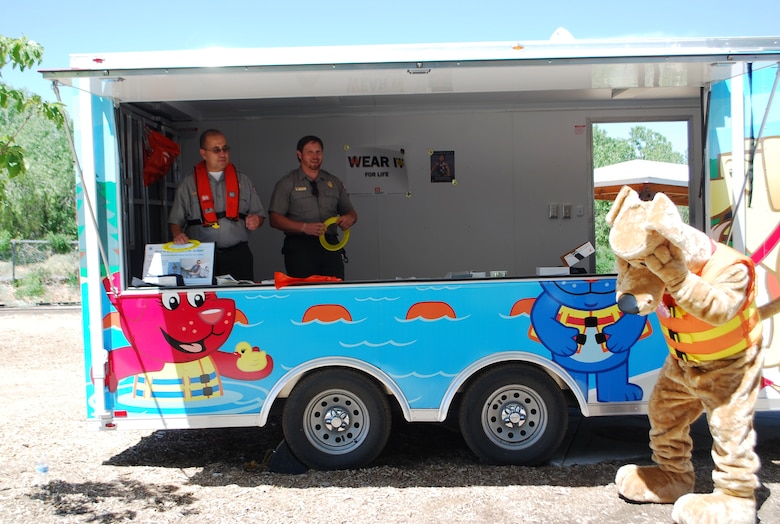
43, 35, 780, 469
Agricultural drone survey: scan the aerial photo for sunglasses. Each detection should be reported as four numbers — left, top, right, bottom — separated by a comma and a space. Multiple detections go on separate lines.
204, 146, 231, 154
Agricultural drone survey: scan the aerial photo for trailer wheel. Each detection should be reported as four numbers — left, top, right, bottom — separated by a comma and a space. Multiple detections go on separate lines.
282, 369, 391, 470
459, 364, 567, 466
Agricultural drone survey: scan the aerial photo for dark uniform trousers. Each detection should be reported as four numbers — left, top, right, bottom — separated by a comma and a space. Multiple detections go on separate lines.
282, 234, 344, 279
215, 241, 254, 281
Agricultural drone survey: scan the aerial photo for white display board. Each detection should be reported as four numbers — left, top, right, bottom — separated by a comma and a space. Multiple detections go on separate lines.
142, 241, 215, 286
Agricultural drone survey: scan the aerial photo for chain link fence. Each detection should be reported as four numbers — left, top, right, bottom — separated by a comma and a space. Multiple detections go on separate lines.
0, 240, 80, 306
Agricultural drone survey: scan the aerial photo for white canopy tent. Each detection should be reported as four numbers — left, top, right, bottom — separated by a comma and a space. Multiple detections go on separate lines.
593, 159, 690, 206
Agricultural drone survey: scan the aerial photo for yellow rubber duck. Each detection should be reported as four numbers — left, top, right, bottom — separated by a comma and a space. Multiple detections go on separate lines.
234, 341, 269, 372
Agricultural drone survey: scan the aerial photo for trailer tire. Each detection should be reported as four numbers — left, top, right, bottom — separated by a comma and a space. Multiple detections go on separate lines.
282, 368, 391, 470
459, 364, 568, 466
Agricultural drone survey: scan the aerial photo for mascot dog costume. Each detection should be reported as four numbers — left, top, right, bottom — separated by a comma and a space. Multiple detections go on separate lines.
606, 185, 769, 524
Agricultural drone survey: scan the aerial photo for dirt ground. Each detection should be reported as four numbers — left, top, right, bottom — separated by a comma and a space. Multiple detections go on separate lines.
1, 307, 779, 523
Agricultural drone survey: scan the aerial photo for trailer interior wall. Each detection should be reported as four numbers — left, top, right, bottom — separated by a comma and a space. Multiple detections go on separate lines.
46, 38, 780, 284
157, 100, 701, 282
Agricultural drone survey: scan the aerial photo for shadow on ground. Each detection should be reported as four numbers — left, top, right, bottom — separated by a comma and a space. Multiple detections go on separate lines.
101, 411, 780, 492
28, 479, 198, 523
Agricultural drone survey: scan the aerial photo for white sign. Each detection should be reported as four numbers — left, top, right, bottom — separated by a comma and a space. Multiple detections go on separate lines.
561, 241, 595, 267
142, 241, 215, 286
345, 147, 408, 194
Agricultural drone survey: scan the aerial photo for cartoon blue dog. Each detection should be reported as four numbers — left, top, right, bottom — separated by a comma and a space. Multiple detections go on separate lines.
530, 279, 647, 401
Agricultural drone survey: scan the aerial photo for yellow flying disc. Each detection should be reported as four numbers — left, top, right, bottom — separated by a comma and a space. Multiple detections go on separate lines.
319, 216, 350, 251
163, 239, 201, 251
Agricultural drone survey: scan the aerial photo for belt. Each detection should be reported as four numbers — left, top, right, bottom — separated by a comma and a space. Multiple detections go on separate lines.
187, 212, 248, 226
285, 233, 339, 243
216, 241, 248, 253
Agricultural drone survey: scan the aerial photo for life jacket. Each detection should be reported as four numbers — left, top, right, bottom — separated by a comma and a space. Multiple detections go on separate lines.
143, 129, 180, 186
527, 304, 651, 354
658, 244, 761, 362
132, 356, 223, 401
192, 161, 242, 227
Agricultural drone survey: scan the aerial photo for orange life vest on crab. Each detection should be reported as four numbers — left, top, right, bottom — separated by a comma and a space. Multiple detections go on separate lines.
194, 161, 240, 227
657, 244, 761, 362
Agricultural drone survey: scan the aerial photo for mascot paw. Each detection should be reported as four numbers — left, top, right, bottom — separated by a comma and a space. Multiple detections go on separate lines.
616, 464, 694, 504
671, 492, 756, 524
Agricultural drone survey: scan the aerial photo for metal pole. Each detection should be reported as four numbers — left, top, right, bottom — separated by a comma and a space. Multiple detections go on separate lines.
11, 240, 16, 282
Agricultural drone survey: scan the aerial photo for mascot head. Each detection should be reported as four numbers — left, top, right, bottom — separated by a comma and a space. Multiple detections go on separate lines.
606, 186, 711, 316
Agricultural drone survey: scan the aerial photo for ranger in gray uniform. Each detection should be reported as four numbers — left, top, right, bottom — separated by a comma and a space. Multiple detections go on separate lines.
269, 135, 357, 279
169, 129, 265, 281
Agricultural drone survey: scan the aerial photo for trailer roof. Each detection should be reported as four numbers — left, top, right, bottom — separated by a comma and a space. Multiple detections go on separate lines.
41, 36, 780, 121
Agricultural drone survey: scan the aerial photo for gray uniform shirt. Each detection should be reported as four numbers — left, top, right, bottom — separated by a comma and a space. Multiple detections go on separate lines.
269, 168, 354, 235
168, 168, 266, 248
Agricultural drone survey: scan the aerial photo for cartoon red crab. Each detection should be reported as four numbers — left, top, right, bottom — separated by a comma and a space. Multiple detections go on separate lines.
99, 275, 273, 400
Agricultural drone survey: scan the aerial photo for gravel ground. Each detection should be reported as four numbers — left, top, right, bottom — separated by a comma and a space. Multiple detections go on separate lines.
1, 307, 779, 523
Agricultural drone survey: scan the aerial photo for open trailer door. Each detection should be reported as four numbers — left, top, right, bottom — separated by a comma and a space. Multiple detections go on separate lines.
706, 61, 780, 406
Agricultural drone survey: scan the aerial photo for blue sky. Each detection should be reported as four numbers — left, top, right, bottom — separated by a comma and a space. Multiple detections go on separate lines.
2, 0, 779, 101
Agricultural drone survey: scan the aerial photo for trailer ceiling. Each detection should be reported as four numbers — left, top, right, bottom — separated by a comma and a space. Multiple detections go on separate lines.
41, 37, 780, 122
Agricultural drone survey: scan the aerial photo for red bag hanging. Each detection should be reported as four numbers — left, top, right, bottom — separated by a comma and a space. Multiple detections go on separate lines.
143, 129, 181, 186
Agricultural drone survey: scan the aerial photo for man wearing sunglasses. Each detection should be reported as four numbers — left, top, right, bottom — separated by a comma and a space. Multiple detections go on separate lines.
268, 135, 357, 279
169, 129, 266, 281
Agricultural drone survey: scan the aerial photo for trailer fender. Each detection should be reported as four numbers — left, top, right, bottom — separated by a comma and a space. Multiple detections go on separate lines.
439, 351, 589, 419
258, 356, 410, 426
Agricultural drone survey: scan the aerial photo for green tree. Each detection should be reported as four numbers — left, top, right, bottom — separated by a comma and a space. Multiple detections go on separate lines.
1, 35, 66, 178
0, 99, 75, 238
628, 126, 686, 164
592, 126, 636, 169
0, 35, 74, 239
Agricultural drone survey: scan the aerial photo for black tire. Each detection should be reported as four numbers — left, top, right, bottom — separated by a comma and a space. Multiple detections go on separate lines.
282, 368, 392, 470
458, 364, 568, 466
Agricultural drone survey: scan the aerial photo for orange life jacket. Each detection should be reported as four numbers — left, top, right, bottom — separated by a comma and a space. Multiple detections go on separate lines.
143, 130, 180, 186
658, 244, 761, 362
193, 162, 241, 227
